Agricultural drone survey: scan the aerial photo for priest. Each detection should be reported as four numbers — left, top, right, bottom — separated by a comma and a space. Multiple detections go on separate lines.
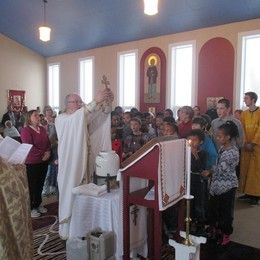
55, 88, 113, 239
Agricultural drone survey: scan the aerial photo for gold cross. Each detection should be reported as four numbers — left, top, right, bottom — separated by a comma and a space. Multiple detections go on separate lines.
101, 75, 110, 89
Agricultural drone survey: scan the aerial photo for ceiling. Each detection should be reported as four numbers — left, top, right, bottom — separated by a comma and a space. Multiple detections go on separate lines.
1, 0, 260, 57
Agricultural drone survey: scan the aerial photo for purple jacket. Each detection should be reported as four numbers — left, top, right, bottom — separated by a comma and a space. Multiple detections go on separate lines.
20, 126, 51, 164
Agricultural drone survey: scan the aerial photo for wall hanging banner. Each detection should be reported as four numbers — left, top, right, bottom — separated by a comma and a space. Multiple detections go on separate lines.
8, 90, 25, 112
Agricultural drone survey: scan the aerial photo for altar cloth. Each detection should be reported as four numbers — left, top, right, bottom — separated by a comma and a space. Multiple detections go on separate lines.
69, 189, 147, 259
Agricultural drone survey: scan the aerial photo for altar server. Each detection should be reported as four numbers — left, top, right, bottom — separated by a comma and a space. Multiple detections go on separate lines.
239, 92, 260, 205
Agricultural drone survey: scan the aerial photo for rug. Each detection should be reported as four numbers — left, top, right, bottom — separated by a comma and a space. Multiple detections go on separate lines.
33, 215, 66, 260
32, 202, 260, 260
32, 202, 59, 231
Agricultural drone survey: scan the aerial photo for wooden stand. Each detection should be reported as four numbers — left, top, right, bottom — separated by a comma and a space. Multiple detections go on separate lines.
121, 137, 185, 260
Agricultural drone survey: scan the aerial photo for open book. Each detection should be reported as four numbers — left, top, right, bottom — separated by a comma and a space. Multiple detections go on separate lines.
0, 136, 32, 164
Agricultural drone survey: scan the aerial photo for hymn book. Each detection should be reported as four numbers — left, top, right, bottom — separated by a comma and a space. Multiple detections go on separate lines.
0, 136, 32, 164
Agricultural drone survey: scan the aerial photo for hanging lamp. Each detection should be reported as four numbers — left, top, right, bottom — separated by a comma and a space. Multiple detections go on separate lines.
144, 0, 158, 15
39, 0, 51, 42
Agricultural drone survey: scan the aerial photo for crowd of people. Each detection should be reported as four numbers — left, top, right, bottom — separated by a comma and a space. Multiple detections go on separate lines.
0, 91, 259, 246
109, 92, 259, 246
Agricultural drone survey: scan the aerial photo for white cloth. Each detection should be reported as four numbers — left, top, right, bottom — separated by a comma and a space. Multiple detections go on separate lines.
158, 139, 186, 210
72, 183, 107, 197
3, 126, 20, 138
69, 189, 147, 260
55, 103, 111, 239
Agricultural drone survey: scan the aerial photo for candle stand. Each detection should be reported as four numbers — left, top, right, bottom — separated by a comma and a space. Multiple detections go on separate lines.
183, 194, 194, 246
169, 194, 206, 260
168, 140, 207, 260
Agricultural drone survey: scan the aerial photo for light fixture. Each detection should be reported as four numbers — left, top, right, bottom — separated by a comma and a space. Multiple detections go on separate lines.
39, 0, 51, 42
144, 0, 158, 15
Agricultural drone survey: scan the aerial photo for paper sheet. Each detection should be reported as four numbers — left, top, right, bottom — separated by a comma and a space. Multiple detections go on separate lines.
0, 136, 32, 164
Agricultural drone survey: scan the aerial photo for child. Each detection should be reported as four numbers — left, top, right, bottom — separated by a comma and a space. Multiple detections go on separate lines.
202, 121, 239, 246
187, 129, 208, 232
144, 112, 156, 138
188, 129, 207, 173
122, 112, 132, 141
155, 112, 164, 137
233, 109, 242, 121
192, 116, 217, 170
162, 121, 178, 139
123, 117, 150, 159
164, 108, 174, 118
111, 111, 122, 140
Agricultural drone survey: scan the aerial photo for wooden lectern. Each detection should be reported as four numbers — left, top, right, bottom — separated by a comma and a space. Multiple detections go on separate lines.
120, 136, 186, 260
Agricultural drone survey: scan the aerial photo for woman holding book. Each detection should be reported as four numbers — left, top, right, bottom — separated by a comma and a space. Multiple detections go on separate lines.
21, 110, 51, 218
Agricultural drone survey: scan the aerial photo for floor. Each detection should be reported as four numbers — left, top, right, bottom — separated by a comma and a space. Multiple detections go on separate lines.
231, 196, 260, 249
37, 193, 260, 260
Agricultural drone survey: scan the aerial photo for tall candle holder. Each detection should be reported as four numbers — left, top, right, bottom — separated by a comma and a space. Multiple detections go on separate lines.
183, 139, 194, 246
183, 197, 193, 246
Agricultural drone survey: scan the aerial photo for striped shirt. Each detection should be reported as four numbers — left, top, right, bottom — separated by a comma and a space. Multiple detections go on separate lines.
210, 145, 239, 196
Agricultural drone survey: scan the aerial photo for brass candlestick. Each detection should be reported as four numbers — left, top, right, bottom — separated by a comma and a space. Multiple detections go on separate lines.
183, 198, 193, 246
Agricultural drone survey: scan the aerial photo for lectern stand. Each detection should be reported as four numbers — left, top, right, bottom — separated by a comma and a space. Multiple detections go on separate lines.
120, 137, 186, 260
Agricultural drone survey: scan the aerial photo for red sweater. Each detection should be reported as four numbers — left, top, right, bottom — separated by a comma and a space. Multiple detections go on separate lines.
20, 126, 51, 164
178, 120, 192, 139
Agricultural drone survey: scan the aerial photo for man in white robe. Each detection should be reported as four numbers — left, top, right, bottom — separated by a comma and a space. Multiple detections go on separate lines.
55, 90, 113, 239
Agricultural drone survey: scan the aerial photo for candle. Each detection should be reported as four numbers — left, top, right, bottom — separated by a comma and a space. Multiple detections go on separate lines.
186, 139, 191, 197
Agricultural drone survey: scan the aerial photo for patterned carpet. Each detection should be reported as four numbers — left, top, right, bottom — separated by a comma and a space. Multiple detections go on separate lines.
32, 202, 66, 260
33, 215, 66, 260
32, 202, 260, 260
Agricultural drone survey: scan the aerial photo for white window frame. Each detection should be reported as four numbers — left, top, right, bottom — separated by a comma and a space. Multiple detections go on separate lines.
236, 30, 260, 108
168, 41, 196, 115
47, 63, 60, 113
78, 57, 94, 104
117, 49, 139, 111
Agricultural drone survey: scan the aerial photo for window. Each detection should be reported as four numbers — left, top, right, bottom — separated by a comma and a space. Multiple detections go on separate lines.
169, 42, 195, 112
48, 63, 60, 112
79, 57, 94, 104
118, 50, 138, 110
238, 31, 260, 107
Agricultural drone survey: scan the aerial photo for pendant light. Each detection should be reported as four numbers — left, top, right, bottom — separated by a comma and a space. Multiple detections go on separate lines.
39, 0, 51, 42
144, 0, 158, 15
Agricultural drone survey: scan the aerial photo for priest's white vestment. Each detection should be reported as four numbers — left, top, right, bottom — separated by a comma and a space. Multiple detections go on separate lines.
55, 102, 111, 239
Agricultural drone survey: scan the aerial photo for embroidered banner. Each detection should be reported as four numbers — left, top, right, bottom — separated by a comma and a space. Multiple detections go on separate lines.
8, 90, 25, 112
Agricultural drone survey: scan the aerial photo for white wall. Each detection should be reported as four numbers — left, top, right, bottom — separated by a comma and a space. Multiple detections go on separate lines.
47, 18, 260, 111
0, 34, 46, 117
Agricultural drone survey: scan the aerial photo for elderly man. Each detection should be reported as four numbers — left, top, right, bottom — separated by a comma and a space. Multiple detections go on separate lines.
55, 88, 113, 239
